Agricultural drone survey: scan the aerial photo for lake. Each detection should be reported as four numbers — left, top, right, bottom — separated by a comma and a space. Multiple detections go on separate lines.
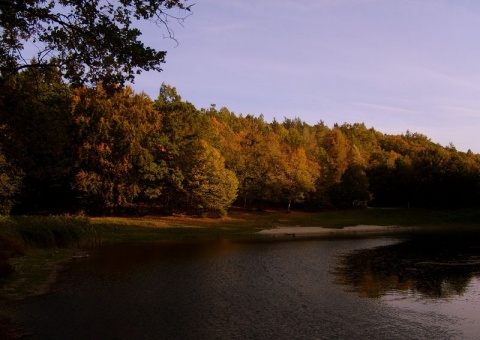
14, 231, 480, 339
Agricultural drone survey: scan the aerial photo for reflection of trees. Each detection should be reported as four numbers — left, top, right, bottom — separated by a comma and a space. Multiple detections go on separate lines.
333, 232, 480, 299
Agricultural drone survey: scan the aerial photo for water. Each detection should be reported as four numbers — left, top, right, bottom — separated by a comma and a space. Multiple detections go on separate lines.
14, 233, 480, 339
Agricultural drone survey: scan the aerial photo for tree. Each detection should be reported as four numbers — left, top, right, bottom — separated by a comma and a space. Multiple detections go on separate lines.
276, 146, 319, 212
72, 85, 164, 212
409, 147, 480, 208
329, 164, 371, 208
0, 66, 75, 213
338, 123, 381, 165
321, 127, 350, 183
0, 148, 23, 215
181, 140, 238, 216
231, 115, 282, 210
153, 84, 216, 211
0, 0, 192, 85
310, 127, 350, 208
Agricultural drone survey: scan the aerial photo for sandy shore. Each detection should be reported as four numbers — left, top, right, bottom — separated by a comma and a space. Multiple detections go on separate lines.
258, 225, 413, 236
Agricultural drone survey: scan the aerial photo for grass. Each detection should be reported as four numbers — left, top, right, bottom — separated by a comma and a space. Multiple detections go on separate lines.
90, 206, 480, 237
1, 206, 480, 302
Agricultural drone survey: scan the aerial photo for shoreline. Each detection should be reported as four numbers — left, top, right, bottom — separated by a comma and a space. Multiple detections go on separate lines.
258, 225, 415, 237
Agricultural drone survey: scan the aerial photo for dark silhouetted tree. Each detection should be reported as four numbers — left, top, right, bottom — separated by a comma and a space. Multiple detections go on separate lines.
0, 0, 192, 85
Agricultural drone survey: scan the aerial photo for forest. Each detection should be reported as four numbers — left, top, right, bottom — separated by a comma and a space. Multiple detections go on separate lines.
0, 67, 479, 217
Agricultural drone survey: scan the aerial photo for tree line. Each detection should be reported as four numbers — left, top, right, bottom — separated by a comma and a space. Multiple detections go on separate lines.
1, 67, 479, 216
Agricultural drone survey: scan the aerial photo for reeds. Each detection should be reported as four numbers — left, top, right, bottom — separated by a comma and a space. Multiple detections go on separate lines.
0, 215, 102, 250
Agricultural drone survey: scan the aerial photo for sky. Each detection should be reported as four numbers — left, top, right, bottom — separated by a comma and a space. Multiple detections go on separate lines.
130, 0, 480, 153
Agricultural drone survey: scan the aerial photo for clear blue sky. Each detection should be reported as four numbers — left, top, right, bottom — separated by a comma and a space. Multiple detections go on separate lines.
132, 0, 480, 153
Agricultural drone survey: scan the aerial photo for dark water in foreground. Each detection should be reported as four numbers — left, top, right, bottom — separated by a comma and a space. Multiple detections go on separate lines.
15, 233, 480, 339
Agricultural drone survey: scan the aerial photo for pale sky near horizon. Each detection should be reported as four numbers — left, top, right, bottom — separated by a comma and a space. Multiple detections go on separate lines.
131, 0, 480, 153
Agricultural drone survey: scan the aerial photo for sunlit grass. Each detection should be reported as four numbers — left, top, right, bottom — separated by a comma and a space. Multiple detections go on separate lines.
90, 206, 480, 237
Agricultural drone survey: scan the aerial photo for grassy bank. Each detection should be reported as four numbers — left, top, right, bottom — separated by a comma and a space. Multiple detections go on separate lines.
1, 207, 480, 301
0, 216, 100, 300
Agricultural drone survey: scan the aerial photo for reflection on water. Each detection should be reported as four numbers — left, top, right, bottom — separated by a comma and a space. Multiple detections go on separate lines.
333, 231, 480, 299
13, 235, 480, 339
331, 230, 480, 340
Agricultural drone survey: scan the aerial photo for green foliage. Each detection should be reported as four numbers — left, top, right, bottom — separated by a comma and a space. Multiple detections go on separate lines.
0, 0, 192, 85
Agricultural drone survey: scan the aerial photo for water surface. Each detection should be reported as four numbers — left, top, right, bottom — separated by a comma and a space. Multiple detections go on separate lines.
15, 233, 480, 339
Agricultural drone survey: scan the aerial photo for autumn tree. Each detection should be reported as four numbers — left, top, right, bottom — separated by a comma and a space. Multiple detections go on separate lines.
276, 146, 319, 212
270, 119, 320, 211
0, 0, 192, 85
322, 127, 350, 181
204, 106, 243, 165
152, 84, 239, 216
338, 123, 381, 166
72, 85, 164, 213
229, 115, 283, 210
307, 126, 350, 208
181, 139, 238, 216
